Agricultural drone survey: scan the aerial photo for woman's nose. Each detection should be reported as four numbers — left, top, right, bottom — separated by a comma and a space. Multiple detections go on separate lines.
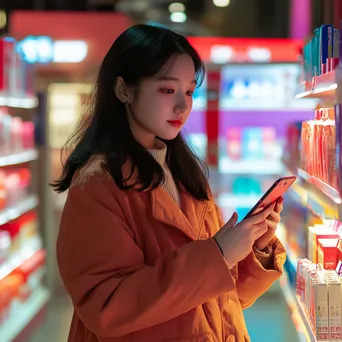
174, 95, 188, 113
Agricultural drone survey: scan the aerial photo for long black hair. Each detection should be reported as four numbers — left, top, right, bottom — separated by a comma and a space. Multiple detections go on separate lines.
52, 24, 210, 201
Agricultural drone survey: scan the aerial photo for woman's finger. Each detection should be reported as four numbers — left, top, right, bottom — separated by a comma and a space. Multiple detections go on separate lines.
277, 196, 284, 204
265, 219, 277, 230
247, 203, 275, 225
268, 211, 281, 223
253, 222, 268, 238
275, 197, 284, 213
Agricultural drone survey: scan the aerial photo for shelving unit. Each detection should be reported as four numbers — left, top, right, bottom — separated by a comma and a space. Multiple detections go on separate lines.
0, 150, 39, 167
0, 241, 42, 281
0, 37, 47, 342
279, 273, 318, 342
281, 59, 342, 340
284, 165, 341, 220
0, 96, 38, 109
0, 195, 39, 226
216, 193, 262, 208
220, 157, 283, 175
295, 69, 340, 99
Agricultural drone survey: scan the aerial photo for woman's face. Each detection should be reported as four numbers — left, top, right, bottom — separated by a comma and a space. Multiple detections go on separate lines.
127, 54, 196, 149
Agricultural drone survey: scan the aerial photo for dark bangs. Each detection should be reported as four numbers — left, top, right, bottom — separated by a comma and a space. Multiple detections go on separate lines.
115, 25, 205, 88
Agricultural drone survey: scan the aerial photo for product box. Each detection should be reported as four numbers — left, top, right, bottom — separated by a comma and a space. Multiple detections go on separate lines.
296, 259, 314, 303
327, 277, 342, 340
226, 128, 241, 160
318, 238, 339, 270
310, 277, 329, 340
261, 127, 276, 159
301, 120, 315, 174
305, 263, 319, 310
308, 225, 339, 263
241, 128, 263, 160
320, 25, 334, 74
331, 29, 340, 71
321, 108, 337, 187
313, 29, 321, 77
314, 109, 323, 180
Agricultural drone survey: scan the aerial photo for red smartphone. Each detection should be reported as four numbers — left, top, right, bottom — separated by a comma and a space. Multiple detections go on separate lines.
243, 176, 297, 219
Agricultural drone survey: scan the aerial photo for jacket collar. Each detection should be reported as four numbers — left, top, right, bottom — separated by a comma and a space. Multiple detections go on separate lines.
79, 155, 213, 241
150, 186, 213, 241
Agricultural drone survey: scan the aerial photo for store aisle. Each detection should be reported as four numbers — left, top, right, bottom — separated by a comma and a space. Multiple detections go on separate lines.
26, 294, 72, 342
244, 282, 299, 342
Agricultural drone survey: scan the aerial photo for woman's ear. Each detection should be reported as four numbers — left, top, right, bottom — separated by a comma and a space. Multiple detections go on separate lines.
114, 77, 129, 104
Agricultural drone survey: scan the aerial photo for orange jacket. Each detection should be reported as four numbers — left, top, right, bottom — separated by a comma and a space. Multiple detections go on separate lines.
57, 165, 286, 342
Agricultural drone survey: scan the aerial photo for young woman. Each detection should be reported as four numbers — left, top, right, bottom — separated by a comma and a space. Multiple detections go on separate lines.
54, 24, 286, 342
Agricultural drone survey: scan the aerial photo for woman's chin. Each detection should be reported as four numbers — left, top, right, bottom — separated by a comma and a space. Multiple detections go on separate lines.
158, 131, 180, 141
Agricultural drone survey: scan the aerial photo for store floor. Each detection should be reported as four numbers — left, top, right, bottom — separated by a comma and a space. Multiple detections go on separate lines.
25, 280, 298, 342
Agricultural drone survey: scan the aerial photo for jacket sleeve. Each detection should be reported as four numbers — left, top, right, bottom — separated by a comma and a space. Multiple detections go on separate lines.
214, 204, 286, 309
57, 175, 236, 338
235, 237, 286, 309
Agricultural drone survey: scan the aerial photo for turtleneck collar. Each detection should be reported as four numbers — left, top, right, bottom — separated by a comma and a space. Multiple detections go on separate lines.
148, 139, 167, 165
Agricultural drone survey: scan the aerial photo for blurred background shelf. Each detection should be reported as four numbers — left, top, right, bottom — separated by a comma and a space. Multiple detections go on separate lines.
220, 157, 283, 175
0, 96, 38, 109
0, 195, 39, 226
0, 243, 43, 280
216, 193, 262, 208
0, 150, 39, 167
295, 69, 340, 99
0, 287, 50, 342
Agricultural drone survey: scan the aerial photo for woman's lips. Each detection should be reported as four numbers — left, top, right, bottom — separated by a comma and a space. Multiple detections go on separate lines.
167, 120, 183, 127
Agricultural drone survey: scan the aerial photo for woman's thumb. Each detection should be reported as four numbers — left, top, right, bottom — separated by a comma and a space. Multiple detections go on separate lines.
226, 212, 238, 228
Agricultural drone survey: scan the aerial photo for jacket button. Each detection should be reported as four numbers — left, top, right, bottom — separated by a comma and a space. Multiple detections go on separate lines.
226, 336, 235, 342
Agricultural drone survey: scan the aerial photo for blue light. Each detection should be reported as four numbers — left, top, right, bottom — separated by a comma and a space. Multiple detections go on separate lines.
17, 36, 54, 64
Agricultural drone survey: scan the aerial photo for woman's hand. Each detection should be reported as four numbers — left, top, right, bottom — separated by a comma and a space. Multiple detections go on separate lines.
254, 197, 284, 250
213, 203, 276, 268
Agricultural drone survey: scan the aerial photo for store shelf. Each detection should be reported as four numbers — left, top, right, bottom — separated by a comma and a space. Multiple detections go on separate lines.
294, 298, 321, 342
0, 195, 39, 226
0, 242, 42, 280
0, 287, 50, 342
295, 70, 339, 99
283, 157, 341, 219
216, 193, 261, 208
0, 95, 38, 109
0, 149, 39, 167
287, 168, 341, 220
279, 273, 316, 342
220, 157, 283, 175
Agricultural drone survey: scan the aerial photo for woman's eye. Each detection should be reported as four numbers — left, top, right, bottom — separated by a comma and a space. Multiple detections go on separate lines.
160, 88, 174, 94
186, 91, 194, 96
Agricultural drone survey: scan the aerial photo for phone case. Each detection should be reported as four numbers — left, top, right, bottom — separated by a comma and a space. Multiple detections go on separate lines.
244, 176, 297, 219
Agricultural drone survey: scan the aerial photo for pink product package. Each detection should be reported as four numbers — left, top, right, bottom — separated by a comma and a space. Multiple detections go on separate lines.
226, 128, 242, 160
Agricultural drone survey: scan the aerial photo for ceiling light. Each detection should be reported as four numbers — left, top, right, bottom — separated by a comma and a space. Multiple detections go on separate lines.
170, 12, 187, 23
213, 0, 230, 7
0, 11, 7, 29
168, 3, 186, 13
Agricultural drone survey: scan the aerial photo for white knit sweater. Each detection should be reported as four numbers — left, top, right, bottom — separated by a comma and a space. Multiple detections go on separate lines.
148, 140, 181, 206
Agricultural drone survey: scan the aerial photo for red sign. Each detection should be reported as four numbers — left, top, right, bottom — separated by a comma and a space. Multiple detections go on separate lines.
187, 37, 303, 63
9, 11, 132, 77
206, 68, 220, 167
